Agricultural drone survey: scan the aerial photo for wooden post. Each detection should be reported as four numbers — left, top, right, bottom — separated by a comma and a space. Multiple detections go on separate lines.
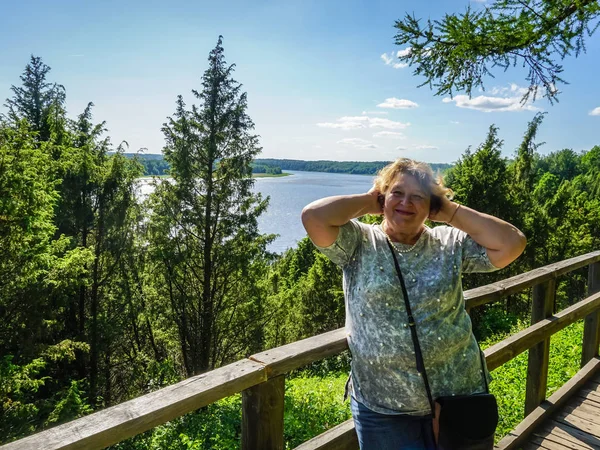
582, 262, 600, 367
241, 375, 285, 450
524, 279, 555, 416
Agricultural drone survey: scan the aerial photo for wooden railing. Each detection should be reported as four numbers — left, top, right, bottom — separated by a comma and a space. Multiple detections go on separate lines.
2, 251, 600, 450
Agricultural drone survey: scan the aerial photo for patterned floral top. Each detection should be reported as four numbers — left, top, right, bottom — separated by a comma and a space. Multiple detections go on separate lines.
314, 220, 500, 416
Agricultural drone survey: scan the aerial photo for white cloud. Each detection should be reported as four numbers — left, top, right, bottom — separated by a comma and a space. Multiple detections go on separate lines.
381, 52, 408, 69
590, 107, 600, 116
317, 116, 410, 130
337, 138, 378, 149
442, 84, 540, 112
471, 0, 487, 3
373, 131, 406, 139
396, 146, 408, 151
377, 98, 419, 109
450, 121, 460, 124
397, 48, 412, 58
415, 145, 438, 150
362, 110, 388, 115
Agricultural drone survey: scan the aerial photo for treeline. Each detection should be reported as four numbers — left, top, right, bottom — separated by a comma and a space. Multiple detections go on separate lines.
130, 155, 452, 177
251, 162, 282, 174
1, 48, 599, 450
120, 153, 283, 177
254, 158, 453, 174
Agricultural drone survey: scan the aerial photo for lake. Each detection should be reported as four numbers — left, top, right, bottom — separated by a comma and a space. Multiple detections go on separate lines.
138, 171, 376, 253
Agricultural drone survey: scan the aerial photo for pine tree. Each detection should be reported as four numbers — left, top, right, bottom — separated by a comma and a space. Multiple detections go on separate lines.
148, 37, 272, 375
4, 56, 66, 142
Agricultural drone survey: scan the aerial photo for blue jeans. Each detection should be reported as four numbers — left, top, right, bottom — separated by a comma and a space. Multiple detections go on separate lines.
351, 396, 436, 450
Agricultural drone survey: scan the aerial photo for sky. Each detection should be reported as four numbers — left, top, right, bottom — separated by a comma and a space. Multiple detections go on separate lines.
1, 0, 599, 164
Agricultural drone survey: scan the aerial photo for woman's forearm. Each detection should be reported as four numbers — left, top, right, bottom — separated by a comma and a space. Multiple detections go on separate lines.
303, 194, 377, 226
449, 204, 526, 268
301, 193, 379, 247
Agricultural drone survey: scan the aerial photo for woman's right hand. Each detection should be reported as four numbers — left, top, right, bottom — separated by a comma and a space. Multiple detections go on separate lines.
366, 186, 384, 215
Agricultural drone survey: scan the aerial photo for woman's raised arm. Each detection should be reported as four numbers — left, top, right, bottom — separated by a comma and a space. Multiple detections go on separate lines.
301, 191, 381, 247
431, 199, 526, 269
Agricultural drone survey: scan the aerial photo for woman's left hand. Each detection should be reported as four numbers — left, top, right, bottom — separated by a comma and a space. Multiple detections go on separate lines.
429, 196, 459, 223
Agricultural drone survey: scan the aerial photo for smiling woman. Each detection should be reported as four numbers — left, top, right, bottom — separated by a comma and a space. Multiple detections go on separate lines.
301, 157, 526, 450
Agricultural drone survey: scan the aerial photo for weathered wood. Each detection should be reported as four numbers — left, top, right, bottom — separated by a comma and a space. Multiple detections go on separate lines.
495, 357, 600, 450
0, 359, 267, 450
525, 279, 556, 416
293, 419, 358, 450
537, 421, 600, 449
250, 328, 348, 378
534, 428, 592, 450
582, 262, 600, 366
465, 251, 600, 310
242, 375, 285, 450
486, 291, 600, 371
529, 433, 587, 450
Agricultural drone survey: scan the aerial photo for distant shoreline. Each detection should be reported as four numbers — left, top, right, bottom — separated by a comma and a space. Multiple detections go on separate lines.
138, 172, 292, 180
252, 172, 292, 178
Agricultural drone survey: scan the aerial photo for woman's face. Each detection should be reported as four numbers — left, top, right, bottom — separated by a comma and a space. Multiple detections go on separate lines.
383, 173, 431, 231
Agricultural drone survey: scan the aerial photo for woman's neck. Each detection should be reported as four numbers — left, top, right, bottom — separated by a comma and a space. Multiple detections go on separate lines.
382, 221, 425, 245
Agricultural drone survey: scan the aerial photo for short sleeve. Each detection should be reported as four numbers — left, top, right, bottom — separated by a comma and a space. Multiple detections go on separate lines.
461, 233, 501, 273
312, 220, 362, 267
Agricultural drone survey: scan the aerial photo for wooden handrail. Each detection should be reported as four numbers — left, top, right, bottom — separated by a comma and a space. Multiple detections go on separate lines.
0, 360, 267, 450
484, 290, 600, 370
2, 251, 600, 450
465, 250, 600, 309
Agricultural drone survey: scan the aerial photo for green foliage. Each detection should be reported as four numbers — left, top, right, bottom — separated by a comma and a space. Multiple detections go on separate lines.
483, 320, 585, 440
251, 163, 282, 174
393, 0, 600, 101
3, 55, 66, 141
147, 36, 274, 375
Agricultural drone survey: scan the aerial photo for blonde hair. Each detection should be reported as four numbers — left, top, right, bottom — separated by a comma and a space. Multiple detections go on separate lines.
374, 158, 453, 212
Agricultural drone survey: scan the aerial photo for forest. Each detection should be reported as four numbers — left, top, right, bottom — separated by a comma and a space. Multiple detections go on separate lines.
254, 158, 452, 175
2, 21, 600, 450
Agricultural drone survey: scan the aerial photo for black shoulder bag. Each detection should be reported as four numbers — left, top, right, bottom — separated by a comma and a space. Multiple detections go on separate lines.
386, 240, 498, 450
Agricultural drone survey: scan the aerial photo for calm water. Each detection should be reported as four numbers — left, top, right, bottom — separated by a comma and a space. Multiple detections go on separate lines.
138, 171, 375, 253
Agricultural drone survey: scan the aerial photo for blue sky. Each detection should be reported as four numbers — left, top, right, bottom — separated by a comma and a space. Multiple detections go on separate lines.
1, 0, 599, 164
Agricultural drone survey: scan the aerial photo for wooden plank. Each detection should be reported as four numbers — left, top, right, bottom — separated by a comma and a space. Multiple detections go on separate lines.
466, 251, 600, 309
486, 291, 600, 371
538, 421, 600, 449
529, 434, 583, 450
575, 389, 600, 406
0, 359, 267, 450
557, 399, 600, 424
242, 375, 285, 450
526, 279, 556, 416
293, 419, 358, 450
495, 357, 600, 450
250, 328, 348, 378
532, 429, 591, 450
555, 413, 600, 439
582, 262, 600, 366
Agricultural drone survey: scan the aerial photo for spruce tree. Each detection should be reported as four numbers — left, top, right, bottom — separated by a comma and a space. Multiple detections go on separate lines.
4, 56, 66, 142
148, 37, 272, 375
393, 0, 600, 101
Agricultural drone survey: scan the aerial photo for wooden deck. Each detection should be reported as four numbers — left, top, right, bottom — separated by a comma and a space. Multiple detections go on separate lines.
524, 372, 600, 450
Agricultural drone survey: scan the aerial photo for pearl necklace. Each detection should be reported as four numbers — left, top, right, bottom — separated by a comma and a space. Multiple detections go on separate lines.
381, 225, 423, 253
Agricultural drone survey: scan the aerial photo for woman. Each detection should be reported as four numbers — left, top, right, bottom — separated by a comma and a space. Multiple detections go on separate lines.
301, 158, 526, 450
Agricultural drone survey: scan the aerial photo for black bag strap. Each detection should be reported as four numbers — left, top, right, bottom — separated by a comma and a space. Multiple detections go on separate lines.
386, 239, 436, 414
385, 239, 490, 415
